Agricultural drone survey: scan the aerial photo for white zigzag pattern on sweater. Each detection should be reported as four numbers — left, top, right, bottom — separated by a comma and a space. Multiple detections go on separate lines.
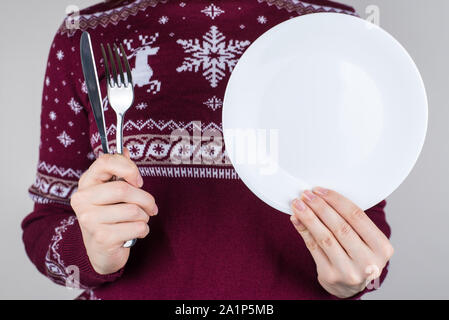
60, 0, 167, 36
37, 161, 83, 179
296, 0, 352, 13
90, 120, 223, 144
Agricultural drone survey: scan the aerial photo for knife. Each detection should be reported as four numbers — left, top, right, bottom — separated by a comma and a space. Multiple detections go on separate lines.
80, 31, 109, 154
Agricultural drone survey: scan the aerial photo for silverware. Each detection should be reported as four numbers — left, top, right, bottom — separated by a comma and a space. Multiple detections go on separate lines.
101, 42, 136, 249
80, 31, 109, 154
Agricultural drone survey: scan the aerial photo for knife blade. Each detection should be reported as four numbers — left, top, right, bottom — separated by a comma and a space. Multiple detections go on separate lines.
80, 31, 109, 154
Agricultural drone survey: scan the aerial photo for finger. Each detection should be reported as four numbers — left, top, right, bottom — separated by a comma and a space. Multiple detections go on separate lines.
79, 153, 143, 189
301, 190, 371, 260
123, 146, 131, 159
73, 181, 158, 216
85, 203, 151, 225
292, 198, 350, 269
106, 221, 150, 245
312, 187, 390, 252
290, 214, 331, 268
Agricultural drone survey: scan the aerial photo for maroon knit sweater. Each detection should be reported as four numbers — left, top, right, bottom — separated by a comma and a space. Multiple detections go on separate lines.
22, 0, 391, 300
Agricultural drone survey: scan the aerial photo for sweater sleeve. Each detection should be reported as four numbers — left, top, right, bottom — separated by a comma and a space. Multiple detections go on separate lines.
21, 20, 123, 289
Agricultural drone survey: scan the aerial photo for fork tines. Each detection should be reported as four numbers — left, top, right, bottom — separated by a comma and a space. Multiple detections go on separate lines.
101, 43, 133, 88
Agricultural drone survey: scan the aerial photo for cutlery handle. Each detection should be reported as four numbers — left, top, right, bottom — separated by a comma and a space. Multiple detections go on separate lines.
123, 239, 137, 248
115, 113, 137, 248
116, 112, 124, 155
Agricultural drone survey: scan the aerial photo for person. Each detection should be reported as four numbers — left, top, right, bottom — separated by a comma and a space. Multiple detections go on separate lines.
22, 0, 393, 300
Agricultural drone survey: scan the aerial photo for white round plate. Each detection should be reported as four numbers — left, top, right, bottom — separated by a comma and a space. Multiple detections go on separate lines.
222, 13, 427, 214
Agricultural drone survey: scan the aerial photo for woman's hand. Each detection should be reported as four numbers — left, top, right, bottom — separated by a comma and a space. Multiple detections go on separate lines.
70, 148, 158, 275
290, 187, 394, 298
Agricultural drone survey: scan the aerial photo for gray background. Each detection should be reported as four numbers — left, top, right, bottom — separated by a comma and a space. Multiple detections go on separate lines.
0, 0, 447, 299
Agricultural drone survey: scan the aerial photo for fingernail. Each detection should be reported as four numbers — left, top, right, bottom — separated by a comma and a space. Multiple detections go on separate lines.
313, 187, 328, 196
302, 190, 316, 202
153, 204, 159, 216
290, 215, 299, 226
290, 215, 306, 230
292, 199, 306, 212
137, 175, 144, 188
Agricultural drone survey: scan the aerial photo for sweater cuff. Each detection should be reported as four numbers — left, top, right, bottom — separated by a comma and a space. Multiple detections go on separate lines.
53, 217, 124, 288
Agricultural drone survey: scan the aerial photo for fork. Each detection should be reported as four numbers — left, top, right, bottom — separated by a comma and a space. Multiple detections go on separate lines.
101, 43, 136, 248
